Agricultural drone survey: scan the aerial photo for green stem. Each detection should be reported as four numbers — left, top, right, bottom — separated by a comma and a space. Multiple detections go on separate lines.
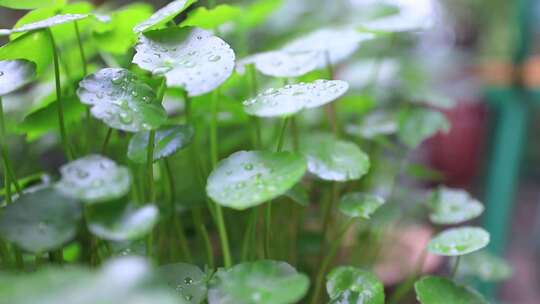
311, 218, 355, 304
324, 51, 339, 136
101, 128, 113, 154
146, 130, 156, 202
0, 97, 21, 195
73, 21, 87, 77
14, 247, 24, 269
209, 89, 232, 268
241, 208, 258, 261
275, 117, 289, 152
451, 256, 461, 279
290, 116, 299, 151
46, 29, 72, 160
264, 203, 272, 259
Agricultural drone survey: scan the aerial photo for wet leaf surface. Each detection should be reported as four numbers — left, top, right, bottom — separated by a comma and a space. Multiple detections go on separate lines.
427, 227, 490, 256
0, 59, 36, 95
428, 187, 484, 225
339, 193, 385, 219
133, 0, 197, 33
326, 266, 385, 304
414, 276, 488, 304
128, 124, 194, 163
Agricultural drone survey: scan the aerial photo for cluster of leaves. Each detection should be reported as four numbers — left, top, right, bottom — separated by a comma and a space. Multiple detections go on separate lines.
0, 0, 511, 303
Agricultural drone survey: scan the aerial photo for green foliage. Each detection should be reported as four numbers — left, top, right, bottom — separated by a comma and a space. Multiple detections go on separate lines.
128, 124, 194, 163
0, 0, 65, 10
180, 5, 242, 30
133, 0, 198, 33
428, 187, 484, 225
0, 187, 81, 253
326, 266, 385, 304
427, 227, 490, 256
157, 263, 208, 304
414, 276, 488, 304
398, 108, 450, 148
208, 260, 309, 304
339, 192, 385, 219
0, 30, 52, 75
0, 59, 36, 95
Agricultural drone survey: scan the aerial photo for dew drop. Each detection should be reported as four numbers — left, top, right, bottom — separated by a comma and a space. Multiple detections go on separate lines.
0, 71, 4, 77
244, 163, 254, 171
208, 55, 221, 62
184, 277, 193, 285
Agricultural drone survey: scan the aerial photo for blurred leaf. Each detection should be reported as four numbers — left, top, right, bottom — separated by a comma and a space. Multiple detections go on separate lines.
17, 94, 86, 140
243, 80, 349, 117
0, 30, 52, 75
345, 110, 397, 139
133, 0, 198, 33
77, 68, 167, 132
0, 187, 81, 253
428, 187, 484, 225
427, 227, 490, 256
93, 3, 153, 55
55, 154, 131, 204
456, 250, 513, 282
238, 0, 283, 29
208, 260, 309, 304
157, 263, 208, 304
180, 5, 242, 30
0, 59, 36, 95
206, 151, 306, 210
414, 276, 488, 304
238, 51, 320, 78
398, 108, 450, 148
300, 133, 370, 181
339, 192, 385, 219
1, 14, 90, 36
128, 124, 194, 164
87, 201, 158, 241
133, 27, 235, 97
326, 266, 384, 304
284, 183, 309, 206
0, 0, 65, 10
405, 163, 444, 182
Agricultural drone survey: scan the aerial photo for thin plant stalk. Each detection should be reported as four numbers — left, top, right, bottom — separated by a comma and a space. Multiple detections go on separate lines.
311, 218, 355, 304
0, 98, 21, 195
209, 89, 232, 268
101, 128, 113, 154
46, 28, 72, 160
248, 64, 262, 148
73, 21, 87, 76
241, 208, 259, 261
146, 130, 156, 202
451, 256, 461, 279
324, 51, 339, 136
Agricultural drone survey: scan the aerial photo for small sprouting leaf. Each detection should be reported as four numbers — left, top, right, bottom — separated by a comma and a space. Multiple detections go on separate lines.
339, 193, 385, 219
0, 14, 90, 36
414, 276, 488, 304
427, 226, 490, 256
284, 183, 309, 206
300, 134, 369, 181
0, 187, 81, 253
87, 201, 158, 242
326, 266, 385, 304
456, 250, 513, 282
208, 260, 309, 304
180, 4, 242, 30
0, 30, 53, 75
77, 68, 167, 132
206, 151, 306, 210
345, 111, 398, 139
243, 80, 349, 117
283, 27, 374, 67
0, 0, 65, 10
0, 59, 36, 95
398, 108, 450, 148
157, 263, 208, 304
238, 50, 320, 78
55, 154, 131, 204
133, 27, 235, 97
127, 124, 194, 164
428, 187, 484, 225
133, 0, 198, 33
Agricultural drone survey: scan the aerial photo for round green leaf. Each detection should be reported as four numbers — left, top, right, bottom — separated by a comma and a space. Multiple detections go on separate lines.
55, 154, 131, 204
345, 111, 397, 139
206, 151, 307, 210
428, 187, 484, 225
398, 108, 450, 148
300, 134, 369, 181
243, 80, 349, 118
133, 0, 198, 33
87, 202, 158, 241
208, 260, 309, 304
157, 263, 208, 304
0, 187, 81, 253
427, 227, 490, 256
0, 30, 53, 75
127, 124, 194, 164
0, 0, 65, 10
283, 27, 374, 67
133, 27, 235, 97
239, 51, 321, 78
0, 14, 90, 36
180, 4, 242, 30
456, 251, 512, 282
339, 193, 385, 219
414, 276, 488, 304
0, 59, 36, 95
77, 68, 167, 132
326, 266, 385, 304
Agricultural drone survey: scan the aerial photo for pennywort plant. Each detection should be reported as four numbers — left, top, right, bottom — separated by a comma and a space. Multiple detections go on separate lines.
0, 0, 511, 303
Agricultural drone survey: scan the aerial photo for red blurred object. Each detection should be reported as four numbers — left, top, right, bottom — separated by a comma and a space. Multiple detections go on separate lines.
426, 100, 488, 187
